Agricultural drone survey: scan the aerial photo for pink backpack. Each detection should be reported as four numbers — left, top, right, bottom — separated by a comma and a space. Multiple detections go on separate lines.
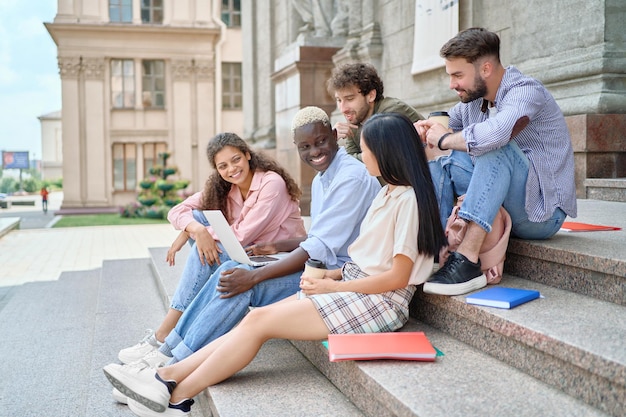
439, 195, 512, 284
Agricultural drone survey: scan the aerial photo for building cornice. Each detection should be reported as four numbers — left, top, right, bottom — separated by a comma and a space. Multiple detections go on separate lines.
45, 22, 222, 52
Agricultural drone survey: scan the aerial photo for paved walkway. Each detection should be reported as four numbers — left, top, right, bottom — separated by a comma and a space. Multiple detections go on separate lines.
0, 191, 180, 287
0, 224, 180, 287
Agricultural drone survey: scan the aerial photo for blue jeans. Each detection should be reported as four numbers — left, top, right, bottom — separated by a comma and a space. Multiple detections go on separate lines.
428, 151, 474, 228
164, 260, 302, 362
169, 210, 232, 311
429, 143, 566, 240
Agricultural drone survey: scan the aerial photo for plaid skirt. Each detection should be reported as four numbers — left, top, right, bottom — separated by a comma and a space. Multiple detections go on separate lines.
308, 262, 416, 334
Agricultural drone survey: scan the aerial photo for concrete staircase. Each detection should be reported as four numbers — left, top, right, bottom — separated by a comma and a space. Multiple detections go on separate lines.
0, 259, 165, 417
0, 198, 623, 416
147, 199, 624, 417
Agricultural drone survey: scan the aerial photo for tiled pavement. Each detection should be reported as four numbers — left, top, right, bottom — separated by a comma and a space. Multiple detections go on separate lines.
0, 192, 180, 287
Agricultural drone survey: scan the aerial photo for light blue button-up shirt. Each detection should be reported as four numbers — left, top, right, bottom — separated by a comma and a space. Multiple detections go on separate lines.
300, 147, 381, 269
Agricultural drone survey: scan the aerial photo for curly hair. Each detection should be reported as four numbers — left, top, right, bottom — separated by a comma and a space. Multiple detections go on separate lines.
440, 27, 501, 64
201, 133, 302, 221
326, 62, 385, 102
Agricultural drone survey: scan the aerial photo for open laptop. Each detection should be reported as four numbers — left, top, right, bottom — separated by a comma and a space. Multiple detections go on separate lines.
203, 210, 286, 267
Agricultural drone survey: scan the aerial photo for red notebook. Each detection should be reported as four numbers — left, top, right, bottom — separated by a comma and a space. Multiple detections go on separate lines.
560, 222, 621, 232
327, 332, 436, 362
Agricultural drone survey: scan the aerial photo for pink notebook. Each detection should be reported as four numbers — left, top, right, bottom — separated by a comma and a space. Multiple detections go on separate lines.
327, 332, 436, 362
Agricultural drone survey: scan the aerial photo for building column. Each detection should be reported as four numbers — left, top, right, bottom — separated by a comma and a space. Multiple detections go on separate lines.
272, 46, 339, 215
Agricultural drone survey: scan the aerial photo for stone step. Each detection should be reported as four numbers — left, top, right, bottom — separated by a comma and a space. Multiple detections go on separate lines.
203, 338, 364, 417
91, 258, 170, 416
0, 260, 170, 416
410, 276, 625, 417
291, 319, 610, 417
146, 197, 625, 416
0, 216, 20, 238
147, 246, 364, 416
0, 269, 102, 416
584, 178, 626, 202
505, 199, 626, 305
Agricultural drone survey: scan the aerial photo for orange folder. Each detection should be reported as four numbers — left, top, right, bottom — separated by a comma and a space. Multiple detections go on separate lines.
560, 222, 621, 232
327, 332, 436, 362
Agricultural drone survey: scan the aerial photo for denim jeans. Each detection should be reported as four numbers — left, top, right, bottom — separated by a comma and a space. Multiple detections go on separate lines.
164, 260, 301, 362
169, 210, 232, 311
429, 142, 566, 240
428, 151, 474, 228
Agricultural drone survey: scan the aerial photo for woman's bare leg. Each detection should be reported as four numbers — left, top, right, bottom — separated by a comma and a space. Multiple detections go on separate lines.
154, 308, 183, 342
158, 298, 328, 403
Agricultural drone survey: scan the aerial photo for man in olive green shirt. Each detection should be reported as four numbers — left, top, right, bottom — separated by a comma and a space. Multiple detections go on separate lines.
326, 62, 424, 161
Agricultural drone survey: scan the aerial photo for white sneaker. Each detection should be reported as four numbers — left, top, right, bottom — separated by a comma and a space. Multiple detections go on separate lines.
128, 398, 194, 416
103, 362, 175, 413
139, 349, 171, 369
111, 388, 128, 404
119, 329, 163, 364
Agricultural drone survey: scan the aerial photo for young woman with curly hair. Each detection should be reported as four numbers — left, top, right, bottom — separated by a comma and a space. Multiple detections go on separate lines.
116, 132, 306, 369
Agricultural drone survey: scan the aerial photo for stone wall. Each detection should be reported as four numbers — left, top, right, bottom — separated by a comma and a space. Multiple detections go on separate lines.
242, 0, 626, 203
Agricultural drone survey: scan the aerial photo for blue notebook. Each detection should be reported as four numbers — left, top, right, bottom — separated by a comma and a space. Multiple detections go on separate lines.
465, 287, 540, 309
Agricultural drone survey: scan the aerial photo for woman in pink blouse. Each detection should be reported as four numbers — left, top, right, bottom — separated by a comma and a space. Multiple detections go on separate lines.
118, 132, 307, 366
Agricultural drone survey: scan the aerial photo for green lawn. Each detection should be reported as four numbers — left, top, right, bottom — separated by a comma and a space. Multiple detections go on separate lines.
52, 214, 169, 228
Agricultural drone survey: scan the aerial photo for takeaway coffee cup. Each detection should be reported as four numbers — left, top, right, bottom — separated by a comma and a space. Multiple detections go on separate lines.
298, 259, 326, 299
428, 111, 450, 128
303, 258, 326, 279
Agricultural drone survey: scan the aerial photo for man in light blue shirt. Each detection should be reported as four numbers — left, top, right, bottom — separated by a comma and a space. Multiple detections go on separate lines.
416, 27, 577, 296
154, 106, 380, 363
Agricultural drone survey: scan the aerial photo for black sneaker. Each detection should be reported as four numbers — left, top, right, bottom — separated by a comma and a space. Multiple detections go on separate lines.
423, 251, 487, 296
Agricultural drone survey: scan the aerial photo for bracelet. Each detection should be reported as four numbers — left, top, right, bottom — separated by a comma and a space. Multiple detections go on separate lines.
437, 132, 452, 151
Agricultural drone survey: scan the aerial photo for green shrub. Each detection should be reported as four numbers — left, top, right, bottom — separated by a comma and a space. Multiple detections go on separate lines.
22, 177, 39, 193
51, 178, 63, 189
0, 177, 18, 193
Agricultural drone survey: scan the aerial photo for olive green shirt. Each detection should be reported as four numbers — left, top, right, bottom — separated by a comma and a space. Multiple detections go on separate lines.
345, 97, 424, 161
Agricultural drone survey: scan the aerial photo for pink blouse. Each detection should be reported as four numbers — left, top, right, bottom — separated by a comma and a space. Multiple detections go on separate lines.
167, 170, 306, 247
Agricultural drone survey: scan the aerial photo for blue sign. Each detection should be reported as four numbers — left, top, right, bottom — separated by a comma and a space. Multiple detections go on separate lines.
2, 151, 30, 169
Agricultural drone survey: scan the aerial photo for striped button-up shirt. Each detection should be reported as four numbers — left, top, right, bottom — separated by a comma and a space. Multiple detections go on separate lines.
449, 66, 577, 222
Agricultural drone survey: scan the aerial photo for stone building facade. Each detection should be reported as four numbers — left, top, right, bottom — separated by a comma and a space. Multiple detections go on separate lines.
242, 0, 626, 211
45, 0, 242, 209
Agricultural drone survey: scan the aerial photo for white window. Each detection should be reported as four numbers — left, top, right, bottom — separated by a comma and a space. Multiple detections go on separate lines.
221, 0, 241, 27
411, 0, 459, 74
113, 143, 137, 191
141, 0, 163, 24
142, 60, 165, 108
109, 0, 132, 23
111, 59, 135, 108
143, 143, 168, 176
222, 62, 242, 110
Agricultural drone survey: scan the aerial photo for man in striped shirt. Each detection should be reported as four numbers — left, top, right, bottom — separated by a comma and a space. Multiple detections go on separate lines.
415, 27, 577, 296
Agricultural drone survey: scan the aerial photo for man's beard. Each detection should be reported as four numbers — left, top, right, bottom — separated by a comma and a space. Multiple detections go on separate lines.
460, 75, 488, 103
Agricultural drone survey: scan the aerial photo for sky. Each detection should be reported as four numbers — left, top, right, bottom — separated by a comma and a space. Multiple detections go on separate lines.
0, 0, 60, 161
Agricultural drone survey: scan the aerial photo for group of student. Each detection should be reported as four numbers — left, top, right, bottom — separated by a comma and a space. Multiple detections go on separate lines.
103, 27, 577, 417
